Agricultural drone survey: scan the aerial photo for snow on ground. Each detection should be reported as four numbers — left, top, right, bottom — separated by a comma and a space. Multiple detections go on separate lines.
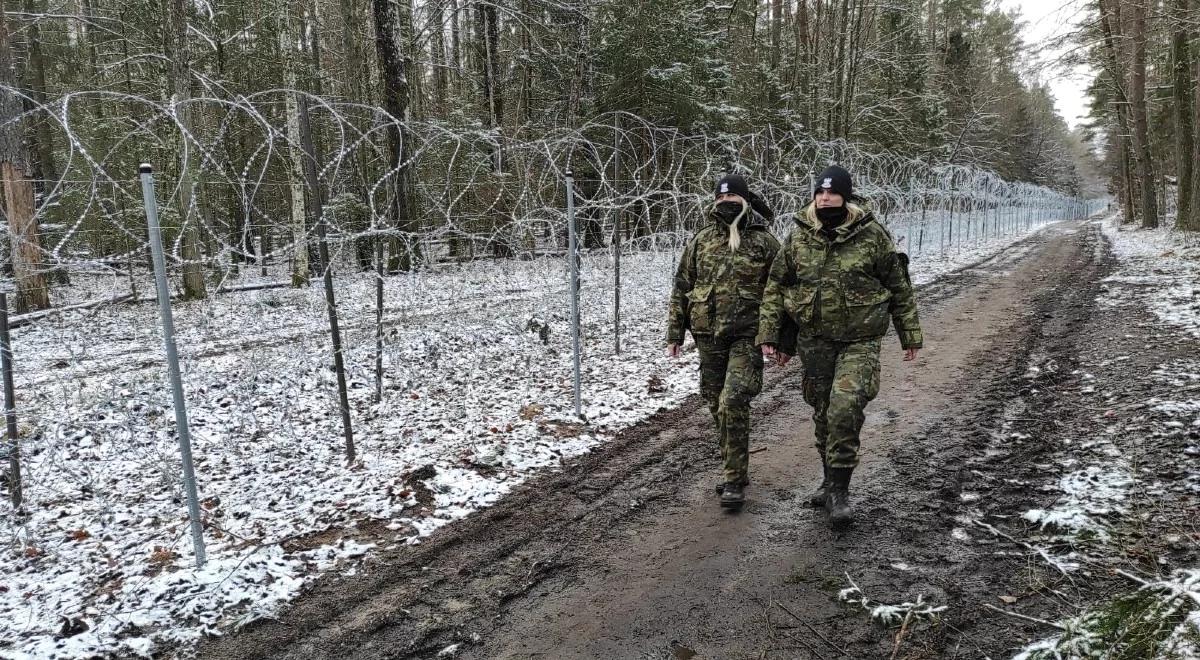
1100, 215, 1200, 508
1009, 214, 1200, 659
1101, 216, 1200, 337
1019, 462, 1133, 540
0, 210, 1073, 658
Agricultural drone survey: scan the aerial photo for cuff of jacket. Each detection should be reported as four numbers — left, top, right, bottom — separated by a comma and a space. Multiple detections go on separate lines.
666, 330, 685, 345
898, 328, 923, 350
755, 328, 780, 348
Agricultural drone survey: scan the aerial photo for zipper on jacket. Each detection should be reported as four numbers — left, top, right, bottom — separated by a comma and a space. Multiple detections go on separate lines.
814, 240, 833, 327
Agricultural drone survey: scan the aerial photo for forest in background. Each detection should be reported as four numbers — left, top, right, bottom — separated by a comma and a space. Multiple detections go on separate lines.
1085, 0, 1200, 234
3, 0, 1196, 313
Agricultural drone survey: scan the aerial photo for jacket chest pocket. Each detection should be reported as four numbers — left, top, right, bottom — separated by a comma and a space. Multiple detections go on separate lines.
689, 283, 763, 336
783, 285, 817, 326
687, 284, 715, 333
842, 287, 891, 336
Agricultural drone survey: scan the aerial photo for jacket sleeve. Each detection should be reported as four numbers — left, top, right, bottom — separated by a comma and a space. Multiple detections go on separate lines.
665, 238, 697, 345
875, 233, 923, 350
755, 234, 799, 353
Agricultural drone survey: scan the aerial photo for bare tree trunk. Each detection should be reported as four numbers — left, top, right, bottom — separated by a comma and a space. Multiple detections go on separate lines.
450, 0, 462, 95
336, 0, 377, 216
926, 0, 938, 47
372, 0, 419, 271
402, 0, 423, 120
1171, 0, 1194, 226
1118, 137, 1136, 223
281, 0, 310, 286
22, 0, 56, 188
843, 0, 872, 138
336, 0, 370, 104
17, 0, 65, 285
474, 1, 503, 170
169, 0, 207, 299
822, 0, 836, 136
793, 0, 811, 126
1187, 46, 1200, 231
1, 3, 50, 312
79, 0, 102, 120
431, 0, 448, 116
567, 7, 591, 124
831, 0, 850, 137
1127, 0, 1158, 228
307, 0, 325, 96
1098, 0, 1137, 225
517, 0, 532, 124
770, 0, 782, 69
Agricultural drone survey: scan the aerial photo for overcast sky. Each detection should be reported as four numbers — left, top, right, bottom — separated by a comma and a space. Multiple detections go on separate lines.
998, 0, 1095, 129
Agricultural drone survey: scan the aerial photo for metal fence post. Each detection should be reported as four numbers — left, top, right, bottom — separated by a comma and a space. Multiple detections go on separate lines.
566, 170, 582, 419
374, 240, 385, 405
0, 291, 22, 508
612, 116, 622, 356
139, 164, 207, 568
298, 95, 356, 464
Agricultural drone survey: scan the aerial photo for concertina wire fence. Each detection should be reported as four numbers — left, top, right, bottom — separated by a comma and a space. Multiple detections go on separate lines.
0, 91, 1102, 539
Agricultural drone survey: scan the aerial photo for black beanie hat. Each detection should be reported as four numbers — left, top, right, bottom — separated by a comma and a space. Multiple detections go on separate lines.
715, 174, 752, 200
814, 165, 853, 200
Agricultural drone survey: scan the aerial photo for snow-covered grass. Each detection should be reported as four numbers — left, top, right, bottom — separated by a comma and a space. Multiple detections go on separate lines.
0, 211, 1075, 658
1101, 216, 1200, 338
1013, 569, 1200, 660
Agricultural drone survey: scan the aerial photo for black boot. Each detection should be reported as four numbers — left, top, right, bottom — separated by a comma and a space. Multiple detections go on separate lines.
715, 476, 749, 495
807, 461, 831, 507
719, 481, 745, 508
825, 467, 854, 526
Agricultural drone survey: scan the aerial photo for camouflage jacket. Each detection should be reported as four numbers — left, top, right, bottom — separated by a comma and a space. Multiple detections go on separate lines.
665, 215, 781, 344
755, 203, 923, 351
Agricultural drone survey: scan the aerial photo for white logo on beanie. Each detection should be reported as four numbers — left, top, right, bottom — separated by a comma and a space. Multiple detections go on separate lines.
822, 177, 832, 188
720, 183, 729, 193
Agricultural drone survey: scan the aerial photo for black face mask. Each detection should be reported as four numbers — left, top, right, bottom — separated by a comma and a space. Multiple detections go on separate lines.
816, 205, 848, 227
714, 200, 744, 224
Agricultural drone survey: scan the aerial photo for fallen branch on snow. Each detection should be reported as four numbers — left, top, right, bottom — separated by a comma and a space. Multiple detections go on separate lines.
772, 599, 847, 656
214, 281, 292, 294
972, 519, 1078, 581
8, 293, 135, 329
983, 603, 1067, 630
9, 281, 292, 330
838, 572, 948, 628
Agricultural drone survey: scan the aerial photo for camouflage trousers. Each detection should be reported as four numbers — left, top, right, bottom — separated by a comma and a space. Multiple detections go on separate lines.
695, 336, 763, 483
795, 336, 882, 469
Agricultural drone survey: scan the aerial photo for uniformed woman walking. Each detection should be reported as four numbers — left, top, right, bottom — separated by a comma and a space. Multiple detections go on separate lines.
756, 165, 922, 525
666, 174, 780, 508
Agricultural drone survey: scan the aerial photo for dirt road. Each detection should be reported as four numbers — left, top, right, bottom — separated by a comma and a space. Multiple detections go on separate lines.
199, 218, 1131, 659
